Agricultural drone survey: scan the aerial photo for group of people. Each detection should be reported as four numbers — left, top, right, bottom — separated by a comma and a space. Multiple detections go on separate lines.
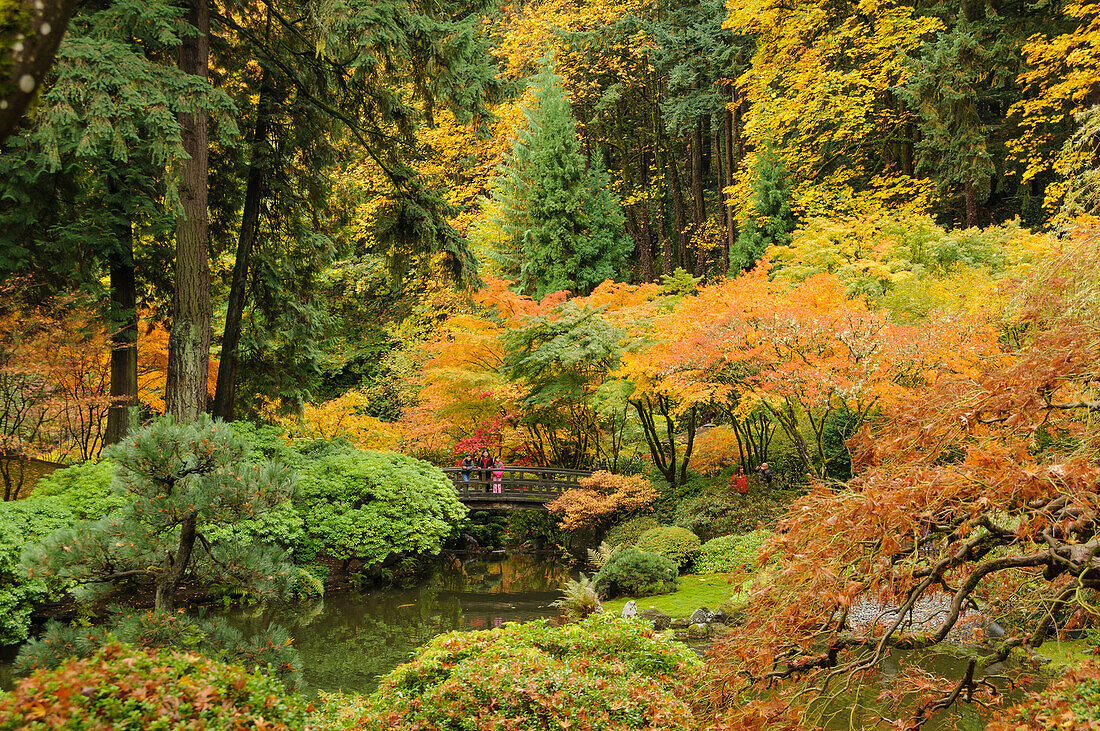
729, 462, 773, 494
460, 450, 505, 493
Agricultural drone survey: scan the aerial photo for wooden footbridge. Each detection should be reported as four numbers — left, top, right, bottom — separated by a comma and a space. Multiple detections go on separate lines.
441, 466, 592, 511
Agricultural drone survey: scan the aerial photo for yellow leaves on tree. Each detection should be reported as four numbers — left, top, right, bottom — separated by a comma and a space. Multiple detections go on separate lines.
724, 0, 940, 217
279, 390, 399, 451
546, 470, 657, 531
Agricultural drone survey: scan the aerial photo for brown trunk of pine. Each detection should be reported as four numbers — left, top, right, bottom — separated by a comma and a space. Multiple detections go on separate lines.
154, 512, 197, 612
166, 0, 212, 422
212, 70, 274, 422
665, 139, 688, 272
723, 94, 737, 271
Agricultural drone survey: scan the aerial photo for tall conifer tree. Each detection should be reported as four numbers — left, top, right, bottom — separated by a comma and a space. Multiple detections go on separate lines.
491, 60, 632, 298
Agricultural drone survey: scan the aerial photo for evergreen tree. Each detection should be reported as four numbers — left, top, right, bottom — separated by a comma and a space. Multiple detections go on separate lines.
24, 417, 296, 612
491, 60, 632, 299
731, 141, 795, 272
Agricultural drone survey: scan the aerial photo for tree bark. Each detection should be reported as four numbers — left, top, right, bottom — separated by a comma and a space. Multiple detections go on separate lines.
964, 179, 979, 228
165, 0, 212, 422
0, 0, 77, 142
664, 139, 689, 272
154, 512, 197, 612
105, 223, 138, 444
690, 121, 706, 275
212, 70, 274, 422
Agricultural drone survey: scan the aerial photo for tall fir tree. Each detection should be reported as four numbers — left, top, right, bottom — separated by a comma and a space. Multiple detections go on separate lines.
731, 140, 795, 272
491, 60, 632, 299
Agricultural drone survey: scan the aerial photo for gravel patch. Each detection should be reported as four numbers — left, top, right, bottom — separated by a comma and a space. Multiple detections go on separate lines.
847, 593, 990, 644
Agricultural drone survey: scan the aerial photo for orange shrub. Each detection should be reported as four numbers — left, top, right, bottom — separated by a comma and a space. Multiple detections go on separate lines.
547, 470, 658, 531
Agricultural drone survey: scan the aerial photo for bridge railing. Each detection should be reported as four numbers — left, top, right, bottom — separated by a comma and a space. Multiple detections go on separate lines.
440, 466, 592, 502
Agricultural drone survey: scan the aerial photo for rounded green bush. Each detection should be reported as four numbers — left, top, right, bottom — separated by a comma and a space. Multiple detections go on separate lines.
603, 514, 660, 548
0, 642, 309, 730
593, 547, 679, 598
634, 526, 701, 569
695, 530, 772, 574
363, 614, 701, 730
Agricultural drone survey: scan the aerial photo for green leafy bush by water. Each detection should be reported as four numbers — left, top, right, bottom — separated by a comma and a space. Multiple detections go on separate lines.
593, 547, 679, 598
0, 642, 309, 730
0, 499, 76, 645
297, 448, 467, 564
361, 614, 700, 730
695, 530, 772, 574
635, 526, 701, 569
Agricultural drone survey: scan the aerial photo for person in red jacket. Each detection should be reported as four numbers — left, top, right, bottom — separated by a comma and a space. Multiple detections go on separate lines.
476, 449, 494, 493
730, 465, 749, 495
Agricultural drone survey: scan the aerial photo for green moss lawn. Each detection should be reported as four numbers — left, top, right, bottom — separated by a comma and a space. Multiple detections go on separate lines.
601, 573, 751, 619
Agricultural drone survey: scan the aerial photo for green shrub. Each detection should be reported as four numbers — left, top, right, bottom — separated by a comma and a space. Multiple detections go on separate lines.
31, 461, 123, 520
635, 526, 701, 570
298, 449, 467, 564
0, 642, 309, 730
363, 614, 700, 730
593, 547, 679, 599
695, 530, 772, 574
505, 509, 563, 548
604, 514, 660, 548
673, 487, 793, 540
14, 611, 303, 689
0, 498, 76, 645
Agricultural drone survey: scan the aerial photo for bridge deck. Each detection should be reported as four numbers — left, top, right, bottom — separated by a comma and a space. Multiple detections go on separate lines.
441, 466, 591, 509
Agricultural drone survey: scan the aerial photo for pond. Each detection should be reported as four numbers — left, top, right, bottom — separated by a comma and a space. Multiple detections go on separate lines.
0, 552, 573, 697
221, 551, 573, 696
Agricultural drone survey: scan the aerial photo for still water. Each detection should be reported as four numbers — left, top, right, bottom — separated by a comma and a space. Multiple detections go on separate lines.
222, 552, 573, 696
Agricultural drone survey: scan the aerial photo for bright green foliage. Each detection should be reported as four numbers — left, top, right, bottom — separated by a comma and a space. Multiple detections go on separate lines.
604, 514, 661, 548
634, 526, 701, 569
0, 642, 310, 730
551, 573, 603, 622
364, 614, 700, 730
732, 141, 795, 272
297, 448, 467, 564
14, 611, 302, 689
694, 530, 772, 574
489, 60, 632, 298
31, 461, 124, 520
0, 499, 74, 644
23, 417, 298, 611
593, 547, 679, 598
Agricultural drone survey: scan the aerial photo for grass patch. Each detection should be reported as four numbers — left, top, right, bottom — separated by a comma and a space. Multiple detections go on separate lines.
602, 573, 750, 619
1034, 638, 1096, 669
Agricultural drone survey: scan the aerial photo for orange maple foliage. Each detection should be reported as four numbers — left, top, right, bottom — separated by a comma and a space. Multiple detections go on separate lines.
546, 470, 657, 532
702, 221, 1100, 729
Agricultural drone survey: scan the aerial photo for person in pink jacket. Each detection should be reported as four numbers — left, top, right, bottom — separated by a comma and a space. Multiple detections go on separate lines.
492, 456, 504, 494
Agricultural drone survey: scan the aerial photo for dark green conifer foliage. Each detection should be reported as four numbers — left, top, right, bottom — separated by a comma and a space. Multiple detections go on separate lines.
24, 417, 297, 613
731, 141, 794, 272
493, 60, 632, 299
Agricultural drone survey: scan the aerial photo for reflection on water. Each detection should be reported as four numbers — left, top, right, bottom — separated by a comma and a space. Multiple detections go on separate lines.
221, 552, 574, 696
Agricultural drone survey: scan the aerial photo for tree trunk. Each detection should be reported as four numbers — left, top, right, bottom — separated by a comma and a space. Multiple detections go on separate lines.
165, 0, 211, 422
154, 512, 197, 612
105, 225, 138, 444
690, 121, 706, 275
212, 70, 274, 422
963, 179, 979, 228
665, 140, 688, 271
0, 0, 78, 142
637, 143, 656, 282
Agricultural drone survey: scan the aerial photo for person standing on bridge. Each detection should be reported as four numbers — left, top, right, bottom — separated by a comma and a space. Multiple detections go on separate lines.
476, 449, 494, 493
492, 455, 504, 494
460, 454, 474, 483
